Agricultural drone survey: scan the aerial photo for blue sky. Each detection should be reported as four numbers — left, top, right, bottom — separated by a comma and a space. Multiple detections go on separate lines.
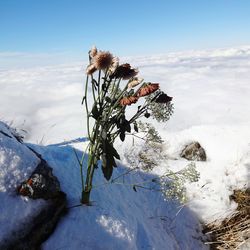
1, 0, 250, 60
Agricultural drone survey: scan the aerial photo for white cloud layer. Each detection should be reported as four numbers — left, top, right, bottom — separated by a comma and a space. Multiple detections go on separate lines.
1, 45, 250, 144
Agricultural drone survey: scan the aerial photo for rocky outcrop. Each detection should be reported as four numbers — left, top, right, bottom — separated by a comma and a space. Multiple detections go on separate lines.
18, 150, 61, 200
0, 122, 67, 249
181, 142, 206, 161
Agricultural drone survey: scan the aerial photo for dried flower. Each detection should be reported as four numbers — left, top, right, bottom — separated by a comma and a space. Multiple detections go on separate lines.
89, 45, 98, 58
128, 77, 144, 88
155, 93, 173, 103
109, 56, 119, 74
120, 96, 139, 106
92, 51, 113, 70
137, 83, 159, 97
86, 64, 97, 75
111, 63, 138, 80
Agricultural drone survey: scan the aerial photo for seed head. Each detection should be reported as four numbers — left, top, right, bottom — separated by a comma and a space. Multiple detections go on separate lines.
92, 51, 113, 70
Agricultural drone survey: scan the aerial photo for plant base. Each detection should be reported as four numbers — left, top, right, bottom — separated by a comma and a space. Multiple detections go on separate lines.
81, 190, 91, 205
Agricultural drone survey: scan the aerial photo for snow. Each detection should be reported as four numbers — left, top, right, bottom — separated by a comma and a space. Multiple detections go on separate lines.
0, 45, 250, 248
30, 144, 206, 249
160, 124, 250, 222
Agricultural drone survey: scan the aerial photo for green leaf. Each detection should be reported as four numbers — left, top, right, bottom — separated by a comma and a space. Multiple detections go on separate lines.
91, 103, 99, 120
101, 129, 107, 140
120, 132, 125, 141
81, 96, 86, 105
101, 140, 120, 180
101, 153, 107, 168
92, 79, 98, 90
134, 122, 138, 132
119, 118, 131, 133
101, 153, 116, 180
124, 119, 131, 133
102, 164, 113, 181
128, 89, 135, 95
118, 115, 125, 127
92, 79, 98, 87
102, 83, 107, 91
105, 140, 120, 160
105, 96, 112, 103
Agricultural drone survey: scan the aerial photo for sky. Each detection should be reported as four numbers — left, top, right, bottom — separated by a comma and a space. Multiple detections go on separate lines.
1, 0, 250, 65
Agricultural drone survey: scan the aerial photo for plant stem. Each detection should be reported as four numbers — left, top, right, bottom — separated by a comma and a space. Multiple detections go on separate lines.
91, 75, 97, 102
84, 75, 92, 141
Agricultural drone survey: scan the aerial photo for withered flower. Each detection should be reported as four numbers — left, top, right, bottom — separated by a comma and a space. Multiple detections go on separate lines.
155, 93, 173, 103
137, 83, 159, 97
120, 96, 139, 106
108, 56, 119, 74
128, 77, 143, 89
86, 64, 97, 75
92, 51, 114, 70
111, 63, 138, 80
89, 45, 98, 58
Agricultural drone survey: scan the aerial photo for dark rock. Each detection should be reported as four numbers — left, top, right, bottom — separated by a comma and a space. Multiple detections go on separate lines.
181, 142, 206, 161
1, 192, 67, 250
0, 134, 67, 250
18, 158, 61, 200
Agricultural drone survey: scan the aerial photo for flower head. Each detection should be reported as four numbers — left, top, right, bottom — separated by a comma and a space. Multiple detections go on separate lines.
111, 63, 138, 80
128, 77, 144, 89
155, 93, 173, 103
86, 64, 97, 75
109, 56, 119, 74
137, 83, 159, 97
89, 45, 98, 58
120, 96, 139, 106
92, 51, 114, 70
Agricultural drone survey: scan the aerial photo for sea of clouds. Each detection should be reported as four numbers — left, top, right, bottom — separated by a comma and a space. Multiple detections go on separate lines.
1, 45, 250, 144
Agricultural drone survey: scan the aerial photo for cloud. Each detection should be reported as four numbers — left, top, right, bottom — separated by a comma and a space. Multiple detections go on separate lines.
0, 45, 250, 143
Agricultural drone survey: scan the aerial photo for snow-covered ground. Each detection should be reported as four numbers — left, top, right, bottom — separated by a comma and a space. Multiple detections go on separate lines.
30, 143, 206, 250
1, 46, 250, 248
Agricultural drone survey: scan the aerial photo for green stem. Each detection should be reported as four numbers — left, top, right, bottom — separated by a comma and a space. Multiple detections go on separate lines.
84, 75, 92, 141
73, 148, 84, 190
91, 75, 97, 103
97, 70, 101, 104
84, 116, 101, 192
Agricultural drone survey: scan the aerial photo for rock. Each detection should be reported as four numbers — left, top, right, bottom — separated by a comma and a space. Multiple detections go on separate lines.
180, 142, 206, 161
18, 153, 61, 200
1, 192, 67, 250
0, 121, 67, 249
